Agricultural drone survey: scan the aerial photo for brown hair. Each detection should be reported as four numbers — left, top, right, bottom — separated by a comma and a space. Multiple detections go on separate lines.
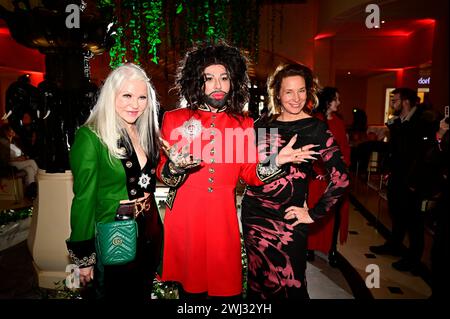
267, 63, 319, 116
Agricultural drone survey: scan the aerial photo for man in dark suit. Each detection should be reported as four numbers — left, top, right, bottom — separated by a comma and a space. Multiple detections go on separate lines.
370, 88, 427, 274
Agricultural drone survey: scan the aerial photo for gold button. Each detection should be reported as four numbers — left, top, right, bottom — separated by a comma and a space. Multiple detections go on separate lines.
210, 123, 215, 128
208, 187, 213, 192
210, 139, 215, 144
130, 189, 137, 195
209, 167, 215, 173
210, 148, 215, 155
210, 158, 215, 163
208, 177, 214, 183
211, 130, 216, 136
126, 161, 132, 168
212, 115, 216, 119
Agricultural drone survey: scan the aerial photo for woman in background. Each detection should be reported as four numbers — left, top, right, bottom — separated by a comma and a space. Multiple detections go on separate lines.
307, 87, 351, 266
0, 123, 39, 199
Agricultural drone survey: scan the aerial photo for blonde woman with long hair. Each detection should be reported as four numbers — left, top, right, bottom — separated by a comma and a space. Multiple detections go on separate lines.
66, 63, 163, 300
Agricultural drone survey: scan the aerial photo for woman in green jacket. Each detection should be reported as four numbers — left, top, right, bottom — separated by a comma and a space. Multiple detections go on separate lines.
66, 63, 163, 300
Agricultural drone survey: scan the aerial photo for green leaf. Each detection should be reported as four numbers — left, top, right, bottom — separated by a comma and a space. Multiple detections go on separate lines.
176, 3, 183, 14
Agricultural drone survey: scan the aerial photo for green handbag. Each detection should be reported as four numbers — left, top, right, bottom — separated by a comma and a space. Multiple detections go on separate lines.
95, 219, 138, 266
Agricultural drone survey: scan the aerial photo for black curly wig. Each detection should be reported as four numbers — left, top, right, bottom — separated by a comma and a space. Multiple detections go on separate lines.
175, 42, 250, 116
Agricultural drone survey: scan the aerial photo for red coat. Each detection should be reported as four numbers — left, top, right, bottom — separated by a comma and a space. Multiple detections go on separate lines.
157, 107, 263, 296
307, 114, 351, 253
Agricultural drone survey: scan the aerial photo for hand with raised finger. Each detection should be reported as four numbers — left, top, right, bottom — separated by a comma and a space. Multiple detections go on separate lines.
438, 117, 449, 139
79, 266, 94, 286
275, 134, 299, 166
160, 137, 178, 160
284, 201, 314, 227
276, 135, 320, 165
175, 144, 202, 170
292, 143, 321, 164
160, 138, 201, 171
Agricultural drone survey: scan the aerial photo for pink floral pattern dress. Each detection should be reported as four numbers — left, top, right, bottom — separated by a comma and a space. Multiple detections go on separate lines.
242, 117, 349, 299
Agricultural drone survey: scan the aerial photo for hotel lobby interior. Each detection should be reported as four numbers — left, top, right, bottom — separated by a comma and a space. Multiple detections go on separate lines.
0, 0, 448, 302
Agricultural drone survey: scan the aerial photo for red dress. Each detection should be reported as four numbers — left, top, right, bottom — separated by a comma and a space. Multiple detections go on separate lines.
307, 114, 351, 253
156, 106, 264, 296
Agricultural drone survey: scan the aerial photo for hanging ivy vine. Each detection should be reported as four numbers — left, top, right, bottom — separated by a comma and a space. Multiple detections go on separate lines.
143, 1, 164, 64
96, 0, 260, 69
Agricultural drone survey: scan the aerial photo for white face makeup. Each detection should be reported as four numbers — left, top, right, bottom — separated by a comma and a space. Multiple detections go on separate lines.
115, 79, 148, 126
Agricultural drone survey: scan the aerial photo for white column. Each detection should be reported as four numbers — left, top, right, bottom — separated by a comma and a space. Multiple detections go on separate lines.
27, 169, 73, 289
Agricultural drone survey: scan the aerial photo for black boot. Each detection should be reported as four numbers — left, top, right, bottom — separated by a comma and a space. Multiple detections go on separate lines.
329, 202, 341, 268
306, 250, 315, 261
328, 250, 339, 267
25, 182, 37, 199
369, 242, 402, 256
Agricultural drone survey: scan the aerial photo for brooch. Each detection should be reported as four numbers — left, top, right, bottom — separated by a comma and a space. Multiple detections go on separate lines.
138, 173, 151, 189
180, 117, 203, 141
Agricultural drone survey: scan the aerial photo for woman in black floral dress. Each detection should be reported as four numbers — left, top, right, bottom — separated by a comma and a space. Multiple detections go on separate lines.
241, 64, 349, 299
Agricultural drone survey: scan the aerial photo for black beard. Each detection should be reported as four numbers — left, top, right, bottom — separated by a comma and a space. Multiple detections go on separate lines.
203, 92, 229, 109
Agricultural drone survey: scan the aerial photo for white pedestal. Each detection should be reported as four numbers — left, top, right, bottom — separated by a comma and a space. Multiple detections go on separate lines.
27, 169, 73, 289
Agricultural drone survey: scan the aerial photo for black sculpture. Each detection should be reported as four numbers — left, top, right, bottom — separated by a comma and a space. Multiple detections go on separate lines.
1, 0, 112, 172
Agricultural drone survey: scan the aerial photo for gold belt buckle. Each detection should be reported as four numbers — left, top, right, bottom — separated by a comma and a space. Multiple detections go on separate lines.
134, 197, 151, 218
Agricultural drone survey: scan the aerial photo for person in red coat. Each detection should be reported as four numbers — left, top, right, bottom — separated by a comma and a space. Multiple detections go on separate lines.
307, 87, 351, 266
156, 42, 313, 299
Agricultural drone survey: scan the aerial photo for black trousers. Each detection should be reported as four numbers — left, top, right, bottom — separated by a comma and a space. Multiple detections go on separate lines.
387, 176, 424, 262
431, 190, 450, 299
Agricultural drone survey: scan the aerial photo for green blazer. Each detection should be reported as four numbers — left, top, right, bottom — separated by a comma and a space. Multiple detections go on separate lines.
67, 126, 158, 267
67, 126, 132, 266
69, 126, 130, 242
